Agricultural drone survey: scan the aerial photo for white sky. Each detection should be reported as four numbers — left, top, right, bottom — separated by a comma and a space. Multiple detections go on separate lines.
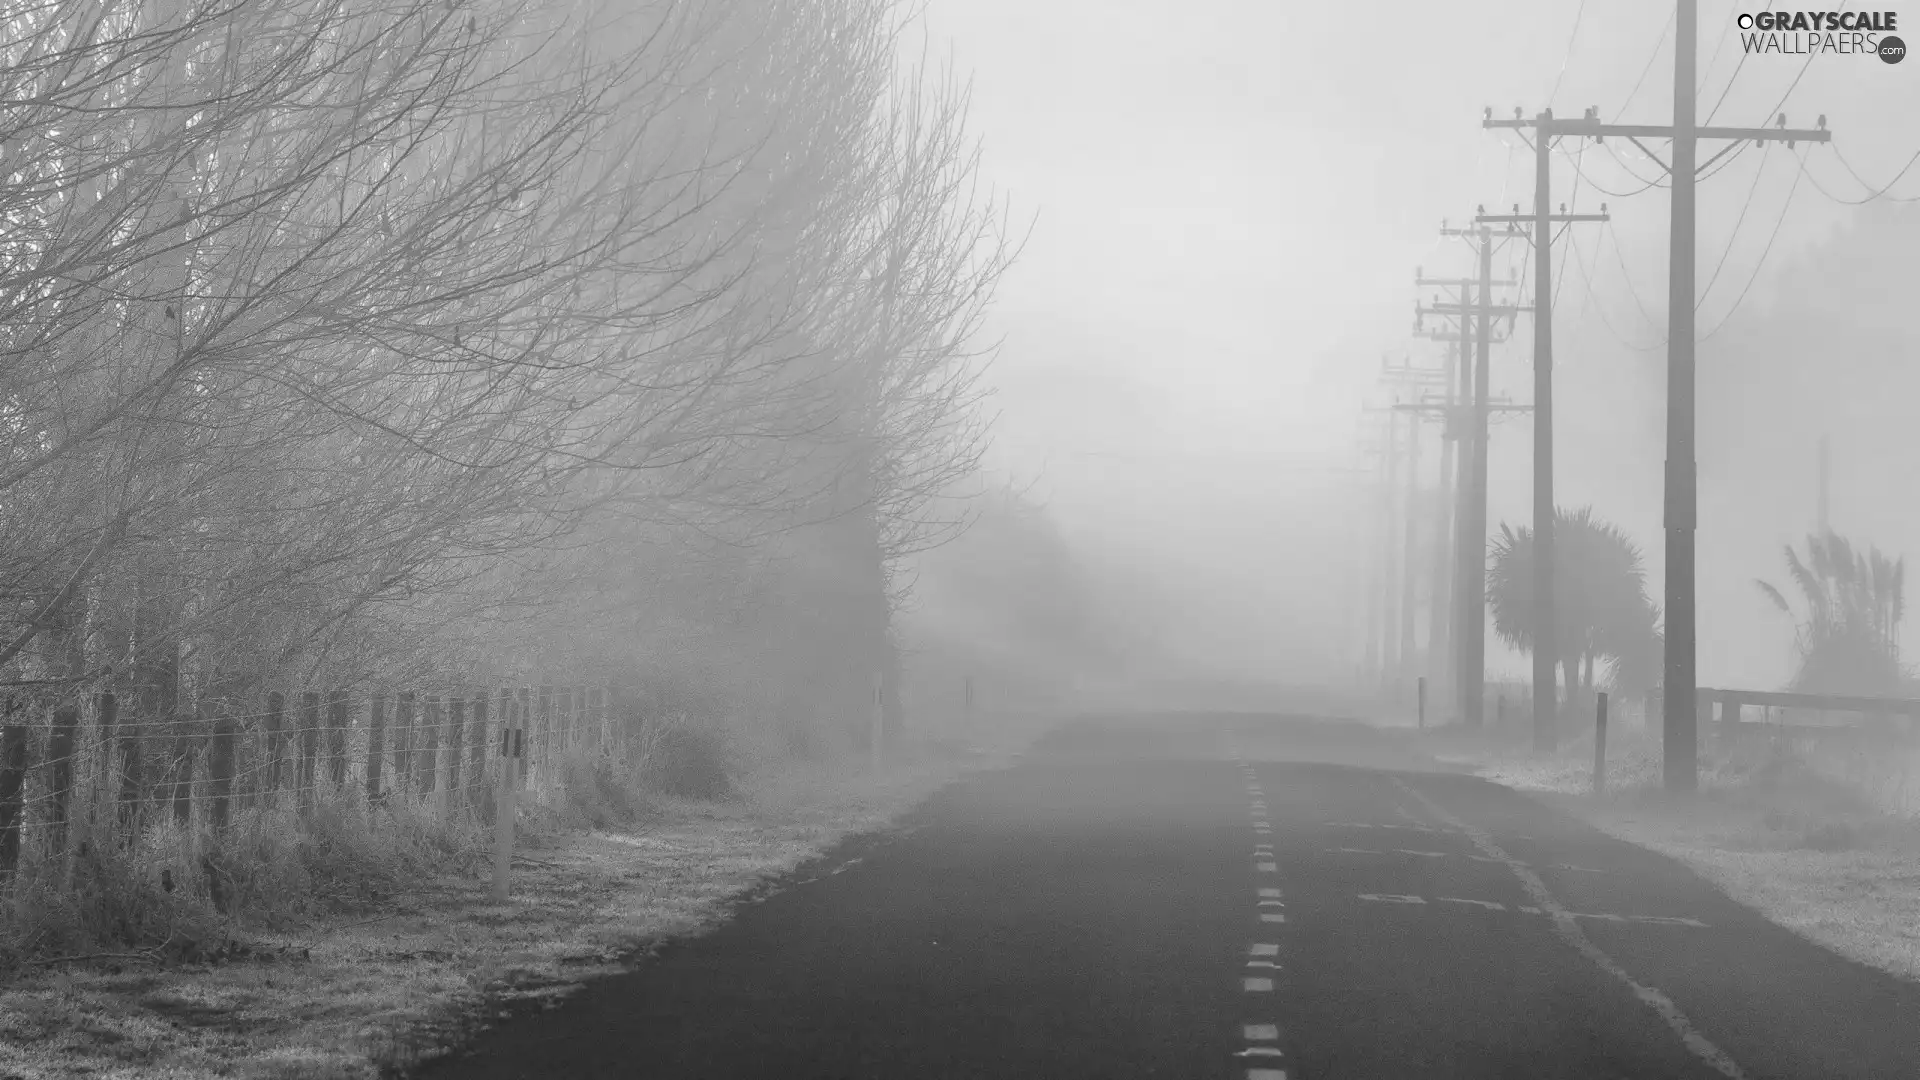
916, 0, 1920, 690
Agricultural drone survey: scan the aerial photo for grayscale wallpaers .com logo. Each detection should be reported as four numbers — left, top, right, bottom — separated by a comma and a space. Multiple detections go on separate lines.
1738, 10, 1905, 62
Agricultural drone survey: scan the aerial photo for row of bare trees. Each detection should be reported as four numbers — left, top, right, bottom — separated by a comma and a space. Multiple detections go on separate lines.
0, 0, 1010, 790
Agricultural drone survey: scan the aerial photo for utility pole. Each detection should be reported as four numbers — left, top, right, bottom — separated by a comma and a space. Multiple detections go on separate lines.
1817, 434, 1831, 534
1485, 0, 1831, 789
1470, 194, 1608, 752
1381, 405, 1402, 692
1382, 355, 1447, 701
1415, 269, 1518, 720
1431, 221, 1521, 726
1358, 411, 1389, 687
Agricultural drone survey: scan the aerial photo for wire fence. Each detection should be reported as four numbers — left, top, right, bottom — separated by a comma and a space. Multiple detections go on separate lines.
0, 681, 619, 884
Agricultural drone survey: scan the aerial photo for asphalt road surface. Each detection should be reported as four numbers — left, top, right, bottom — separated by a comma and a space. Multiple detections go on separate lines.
419, 713, 1920, 1079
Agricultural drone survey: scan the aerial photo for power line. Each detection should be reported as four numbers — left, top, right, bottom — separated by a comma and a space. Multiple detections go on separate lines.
1601, 221, 1666, 342
1817, 142, 1920, 204
1556, 142, 1663, 198
1701, 0, 1772, 124
1699, 147, 1809, 342
1618, 6, 1676, 119
1696, 142, 1772, 310
1546, 0, 1589, 109
1565, 227, 1665, 353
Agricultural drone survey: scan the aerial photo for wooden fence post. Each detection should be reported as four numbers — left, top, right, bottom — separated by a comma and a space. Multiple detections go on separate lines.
492, 699, 520, 903
47, 702, 80, 856
326, 690, 349, 787
94, 691, 117, 833
114, 691, 143, 839
171, 709, 200, 829
537, 684, 552, 776
367, 692, 387, 801
421, 695, 441, 796
395, 691, 416, 794
209, 716, 237, 830
469, 692, 489, 803
1593, 692, 1610, 796
0, 705, 25, 880
299, 691, 321, 811
263, 691, 284, 798
447, 696, 466, 804
517, 688, 531, 785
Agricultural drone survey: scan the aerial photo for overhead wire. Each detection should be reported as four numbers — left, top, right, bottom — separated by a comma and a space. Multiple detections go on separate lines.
1696, 142, 1772, 310
1698, 147, 1810, 342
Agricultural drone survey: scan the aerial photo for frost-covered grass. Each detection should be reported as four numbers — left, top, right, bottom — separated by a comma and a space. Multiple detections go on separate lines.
1421, 717, 1920, 983
0, 713, 1051, 1079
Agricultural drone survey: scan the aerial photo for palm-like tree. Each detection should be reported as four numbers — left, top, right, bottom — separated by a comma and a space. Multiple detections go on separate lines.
1755, 531, 1905, 695
1487, 506, 1659, 717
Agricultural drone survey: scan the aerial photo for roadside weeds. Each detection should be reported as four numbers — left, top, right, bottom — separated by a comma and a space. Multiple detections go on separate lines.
1419, 721, 1920, 983
0, 714, 1048, 1080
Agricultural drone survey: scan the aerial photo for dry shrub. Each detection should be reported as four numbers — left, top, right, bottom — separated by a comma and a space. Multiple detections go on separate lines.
632, 715, 736, 801
0, 783, 483, 969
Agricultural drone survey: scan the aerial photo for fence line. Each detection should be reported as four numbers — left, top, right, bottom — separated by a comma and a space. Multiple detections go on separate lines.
0, 681, 619, 882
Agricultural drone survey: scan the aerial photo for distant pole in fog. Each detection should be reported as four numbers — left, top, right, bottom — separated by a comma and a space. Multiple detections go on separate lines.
1465, 134, 1607, 753
1817, 435, 1830, 534
1380, 405, 1402, 690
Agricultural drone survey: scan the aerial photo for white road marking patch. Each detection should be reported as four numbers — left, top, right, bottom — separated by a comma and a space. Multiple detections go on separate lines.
1393, 849, 1448, 857
1327, 846, 1384, 855
1246, 959, 1283, 970
1244, 977, 1274, 991
1247, 1069, 1288, 1079
1437, 897, 1506, 911
1234, 1047, 1286, 1058
1357, 893, 1426, 904
1257, 899, 1285, 907
1249, 943, 1279, 956
1258, 887, 1282, 897
1243, 1024, 1280, 1041
1260, 912, 1286, 923
1256, 861, 1278, 872
1554, 864, 1606, 874
1391, 777, 1748, 1079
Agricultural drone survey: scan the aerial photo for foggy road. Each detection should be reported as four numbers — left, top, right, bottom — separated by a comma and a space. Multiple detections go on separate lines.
419, 715, 1920, 1080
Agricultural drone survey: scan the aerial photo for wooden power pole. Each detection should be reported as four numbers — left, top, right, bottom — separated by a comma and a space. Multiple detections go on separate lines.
1485, 0, 1830, 788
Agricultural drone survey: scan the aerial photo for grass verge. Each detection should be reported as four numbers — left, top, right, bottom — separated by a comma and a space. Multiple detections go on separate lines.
1418, 718, 1920, 983
0, 712, 1049, 1079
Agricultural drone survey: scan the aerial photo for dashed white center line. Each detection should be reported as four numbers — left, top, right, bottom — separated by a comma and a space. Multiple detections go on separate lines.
1244, 977, 1274, 992
1259, 912, 1286, 923
1249, 942, 1278, 956
1234, 1046, 1287, 1059
1255, 861, 1278, 872
1243, 1024, 1279, 1041
1246, 1068, 1288, 1079
1258, 887, 1282, 897
1245, 959, 1283, 970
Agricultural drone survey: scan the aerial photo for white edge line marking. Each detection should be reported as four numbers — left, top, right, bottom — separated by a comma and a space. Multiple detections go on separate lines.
1357, 893, 1425, 904
1390, 776, 1747, 1080
1436, 896, 1506, 911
